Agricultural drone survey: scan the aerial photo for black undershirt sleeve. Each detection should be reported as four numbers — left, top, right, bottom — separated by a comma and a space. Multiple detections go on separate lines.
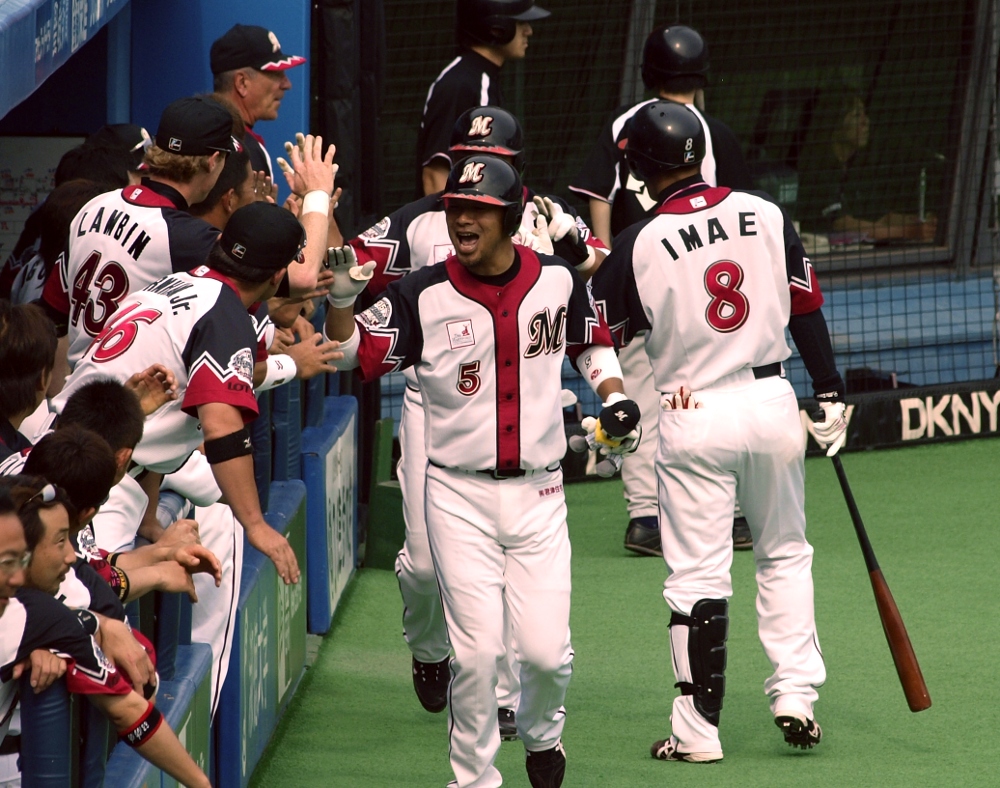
788, 308, 846, 400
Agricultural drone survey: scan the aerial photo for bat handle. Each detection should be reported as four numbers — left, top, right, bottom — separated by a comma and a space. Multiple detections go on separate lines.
831, 455, 880, 574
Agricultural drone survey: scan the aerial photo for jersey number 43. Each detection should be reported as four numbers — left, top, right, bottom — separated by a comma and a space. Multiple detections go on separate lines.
71, 251, 130, 338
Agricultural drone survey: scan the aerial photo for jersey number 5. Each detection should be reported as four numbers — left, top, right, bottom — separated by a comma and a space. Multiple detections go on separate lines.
92, 303, 163, 363
457, 361, 481, 396
704, 260, 749, 333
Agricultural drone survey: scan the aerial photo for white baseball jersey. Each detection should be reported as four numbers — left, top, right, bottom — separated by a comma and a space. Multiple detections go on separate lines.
352, 246, 614, 472
52, 267, 260, 474
350, 189, 605, 390
42, 179, 219, 369
591, 179, 824, 393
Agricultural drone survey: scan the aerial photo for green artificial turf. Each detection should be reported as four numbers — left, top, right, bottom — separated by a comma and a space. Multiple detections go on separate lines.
250, 440, 999, 787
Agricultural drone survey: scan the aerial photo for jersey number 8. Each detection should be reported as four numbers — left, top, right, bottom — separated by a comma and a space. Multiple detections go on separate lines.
704, 260, 749, 333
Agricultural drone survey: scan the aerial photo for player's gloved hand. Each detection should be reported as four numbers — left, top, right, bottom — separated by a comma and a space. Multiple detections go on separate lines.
523, 213, 554, 255
532, 195, 596, 272
812, 398, 848, 456
325, 246, 376, 308
661, 385, 702, 410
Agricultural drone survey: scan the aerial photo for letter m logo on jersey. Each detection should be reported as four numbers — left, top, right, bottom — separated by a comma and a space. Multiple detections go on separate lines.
524, 306, 567, 358
459, 161, 486, 184
468, 115, 494, 137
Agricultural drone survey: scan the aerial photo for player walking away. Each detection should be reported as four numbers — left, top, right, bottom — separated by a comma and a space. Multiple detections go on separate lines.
416, 0, 549, 196
325, 156, 639, 788
41, 96, 237, 370
571, 24, 755, 557
589, 102, 848, 763
210, 24, 306, 178
52, 202, 329, 590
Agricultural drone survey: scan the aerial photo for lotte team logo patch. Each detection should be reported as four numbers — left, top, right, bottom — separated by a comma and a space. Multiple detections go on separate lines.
447, 319, 475, 349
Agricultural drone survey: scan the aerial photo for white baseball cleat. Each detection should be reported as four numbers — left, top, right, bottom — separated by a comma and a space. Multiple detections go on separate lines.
650, 737, 723, 763
775, 712, 822, 749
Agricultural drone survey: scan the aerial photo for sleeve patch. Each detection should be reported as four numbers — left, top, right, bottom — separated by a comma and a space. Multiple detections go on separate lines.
358, 297, 393, 329
228, 348, 255, 386
360, 216, 391, 240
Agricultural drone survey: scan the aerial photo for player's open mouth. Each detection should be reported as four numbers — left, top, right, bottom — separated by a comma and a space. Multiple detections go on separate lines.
456, 232, 479, 253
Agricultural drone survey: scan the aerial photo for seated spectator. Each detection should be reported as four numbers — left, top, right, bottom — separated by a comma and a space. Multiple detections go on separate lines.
0, 477, 210, 787
0, 302, 57, 462
796, 86, 936, 244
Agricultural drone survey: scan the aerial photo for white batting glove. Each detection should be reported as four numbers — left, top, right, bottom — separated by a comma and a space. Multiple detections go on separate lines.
661, 385, 702, 410
325, 246, 375, 308
533, 196, 576, 242
524, 213, 554, 255
813, 400, 848, 456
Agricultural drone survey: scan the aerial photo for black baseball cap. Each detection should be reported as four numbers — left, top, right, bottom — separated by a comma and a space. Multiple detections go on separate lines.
220, 203, 306, 273
210, 24, 307, 74
155, 97, 241, 156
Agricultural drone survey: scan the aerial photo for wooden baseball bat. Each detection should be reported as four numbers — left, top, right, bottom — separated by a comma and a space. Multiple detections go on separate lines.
830, 455, 931, 712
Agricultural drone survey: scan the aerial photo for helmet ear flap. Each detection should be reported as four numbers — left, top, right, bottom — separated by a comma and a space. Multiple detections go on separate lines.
488, 17, 517, 45
504, 203, 523, 237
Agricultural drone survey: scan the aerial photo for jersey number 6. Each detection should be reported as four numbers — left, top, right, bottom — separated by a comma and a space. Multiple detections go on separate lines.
704, 260, 749, 333
92, 303, 163, 363
457, 361, 481, 396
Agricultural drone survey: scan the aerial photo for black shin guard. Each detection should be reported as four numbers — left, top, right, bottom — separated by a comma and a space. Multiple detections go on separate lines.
670, 598, 729, 726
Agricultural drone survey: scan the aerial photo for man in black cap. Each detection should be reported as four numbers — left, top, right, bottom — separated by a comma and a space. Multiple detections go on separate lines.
53, 202, 331, 589
210, 24, 306, 178
416, 0, 549, 196
41, 95, 238, 371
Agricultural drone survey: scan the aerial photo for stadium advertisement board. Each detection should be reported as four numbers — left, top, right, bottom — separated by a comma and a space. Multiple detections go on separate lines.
301, 396, 358, 634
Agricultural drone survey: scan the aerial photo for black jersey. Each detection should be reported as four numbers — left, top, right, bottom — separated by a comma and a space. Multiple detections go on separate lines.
415, 50, 504, 193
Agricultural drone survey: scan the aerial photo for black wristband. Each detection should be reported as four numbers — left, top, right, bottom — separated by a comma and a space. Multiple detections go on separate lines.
121, 702, 163, 747
204, 427, 253, 464
553, 233, 590, 265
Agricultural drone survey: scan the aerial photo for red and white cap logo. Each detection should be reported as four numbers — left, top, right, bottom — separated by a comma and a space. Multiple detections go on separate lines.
459, 161, 486, 184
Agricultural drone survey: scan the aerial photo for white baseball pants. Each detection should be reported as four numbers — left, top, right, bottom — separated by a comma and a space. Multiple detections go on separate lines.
395, 386, 520, 707
618, 334, 660, 520
425, 465, 573, 788
656, 373, 825, 752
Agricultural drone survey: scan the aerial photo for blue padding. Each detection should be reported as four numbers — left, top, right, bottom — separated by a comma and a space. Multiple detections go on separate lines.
301, 396, 359, 634
19, 677, 73, 788
270, 381, 303, 481
303, 304, 329, 427
80, 699, 111, 788
155, 591, 183, 681
251, 391, 272, 511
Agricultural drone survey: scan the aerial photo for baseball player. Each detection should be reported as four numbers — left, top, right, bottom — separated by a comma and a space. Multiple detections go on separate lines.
325, 156, 638, 788
416, 0, 549, 196
571, 24, 755, 556
41, 96, 236, 370
339, 106, 603, 738
589, 102, 847, 762
52, 202, 317, 591
210, 24, 307, 178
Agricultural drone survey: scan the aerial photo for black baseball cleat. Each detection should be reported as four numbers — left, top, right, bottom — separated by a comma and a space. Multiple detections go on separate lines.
624, 516, 661, 556
526, 741, 566, 788
412, 656, 449, 713
732, 516, 753, 550
498, 707, 518, 741
775, 713, 822, 749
